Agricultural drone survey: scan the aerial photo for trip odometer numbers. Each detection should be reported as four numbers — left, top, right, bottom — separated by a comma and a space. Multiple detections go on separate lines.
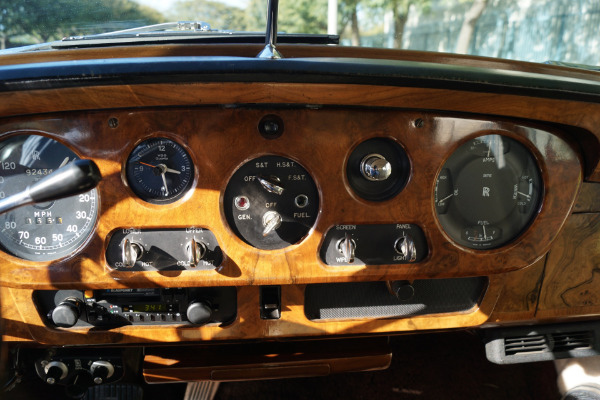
126, 138, 194, 204
0, 135, 99, 262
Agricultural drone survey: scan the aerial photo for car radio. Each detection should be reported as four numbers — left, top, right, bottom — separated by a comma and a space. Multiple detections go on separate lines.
34, 287, 237, 328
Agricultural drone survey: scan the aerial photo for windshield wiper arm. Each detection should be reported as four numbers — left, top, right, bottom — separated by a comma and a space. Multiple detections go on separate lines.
63, 21, 214, 41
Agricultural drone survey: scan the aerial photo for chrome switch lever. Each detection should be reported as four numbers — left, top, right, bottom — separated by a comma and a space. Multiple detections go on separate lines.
394, 235, 417, 262
257, 175, 284, 195
262, 211, 283, 236
337, 233, 356, 263
122, 239, 143, 268
186, 239, 207, 267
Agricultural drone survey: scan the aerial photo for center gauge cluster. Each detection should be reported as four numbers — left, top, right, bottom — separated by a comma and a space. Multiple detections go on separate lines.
223, 155, 320, 250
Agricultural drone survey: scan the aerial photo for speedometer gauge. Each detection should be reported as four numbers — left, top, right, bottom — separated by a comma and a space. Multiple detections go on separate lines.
0, 135, 99, 261
125, 138, 194, 204
434, 134, 542, 249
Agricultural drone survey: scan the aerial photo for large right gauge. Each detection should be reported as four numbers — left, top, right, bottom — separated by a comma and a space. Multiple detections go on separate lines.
434, 134, 543, 250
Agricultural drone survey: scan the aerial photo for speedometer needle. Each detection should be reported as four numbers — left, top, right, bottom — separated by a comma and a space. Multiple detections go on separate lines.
59, 157, 70, 168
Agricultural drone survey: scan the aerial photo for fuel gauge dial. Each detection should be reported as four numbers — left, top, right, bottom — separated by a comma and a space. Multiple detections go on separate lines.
434, 134, 542, 249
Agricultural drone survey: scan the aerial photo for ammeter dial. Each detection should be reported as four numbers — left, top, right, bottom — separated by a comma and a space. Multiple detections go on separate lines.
0, 135, 99, 261
125, 138, 194, 204
223, 155, 319, 250
434, 134, 542, 249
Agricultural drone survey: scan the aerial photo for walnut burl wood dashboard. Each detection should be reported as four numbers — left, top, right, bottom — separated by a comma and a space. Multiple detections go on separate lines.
1, 44, 600, 346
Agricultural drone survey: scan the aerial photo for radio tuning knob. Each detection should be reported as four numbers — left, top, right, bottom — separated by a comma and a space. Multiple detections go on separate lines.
122, 239, 143, 268
394, 235, 417, 262
360, 153, 392, 181
186, 301, 212, 325
186, 239, 207, 267
51, 297, 83, 328
337, 233, 356, 263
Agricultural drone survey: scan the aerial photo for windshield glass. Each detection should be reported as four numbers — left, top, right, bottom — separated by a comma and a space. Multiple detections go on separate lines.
1, 0, 598, 66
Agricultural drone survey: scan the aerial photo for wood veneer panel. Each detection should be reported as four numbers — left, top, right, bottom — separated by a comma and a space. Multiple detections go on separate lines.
1, 276, 500, 345
0, 109, 581, 289
0, 83, 597, 179
143, 338, 392, 383
537, 213, 600, 319
574, 183, 600, 213
488, 257, 546, 323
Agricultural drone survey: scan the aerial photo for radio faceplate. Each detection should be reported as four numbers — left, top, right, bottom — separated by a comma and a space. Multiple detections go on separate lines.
34, 287, 237, 328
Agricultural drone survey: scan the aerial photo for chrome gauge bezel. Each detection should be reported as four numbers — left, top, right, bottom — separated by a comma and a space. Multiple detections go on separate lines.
434, 133, 543, 250
0, 134, 99, 262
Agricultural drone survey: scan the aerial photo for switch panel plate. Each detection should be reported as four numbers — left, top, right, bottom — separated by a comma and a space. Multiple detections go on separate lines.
320, 224, 428, 266
105, 227, 222, 271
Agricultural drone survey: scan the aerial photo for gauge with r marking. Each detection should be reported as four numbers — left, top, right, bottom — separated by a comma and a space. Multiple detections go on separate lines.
125, 138, 194, 204
434, 134, 542, 249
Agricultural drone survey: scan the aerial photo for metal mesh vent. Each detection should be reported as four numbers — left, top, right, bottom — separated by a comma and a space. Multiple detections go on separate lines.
504, 331, 593, 356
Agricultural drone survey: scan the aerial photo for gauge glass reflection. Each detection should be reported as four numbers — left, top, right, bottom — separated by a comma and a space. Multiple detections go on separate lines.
434, 134, 542, 249
125, 138, 194, 204
0, 135, 99, 261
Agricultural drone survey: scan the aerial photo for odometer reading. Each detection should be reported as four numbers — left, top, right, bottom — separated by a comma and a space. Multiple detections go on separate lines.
434, 134, 542, 249
0, 135, 99, 261
125, 138, 194, 204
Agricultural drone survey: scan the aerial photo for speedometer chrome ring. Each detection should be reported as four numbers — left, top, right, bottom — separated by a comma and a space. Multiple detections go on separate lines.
0, 135, 99, 261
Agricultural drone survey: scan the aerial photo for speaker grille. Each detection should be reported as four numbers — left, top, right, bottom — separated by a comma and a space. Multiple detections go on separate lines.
304, 277, 487, 320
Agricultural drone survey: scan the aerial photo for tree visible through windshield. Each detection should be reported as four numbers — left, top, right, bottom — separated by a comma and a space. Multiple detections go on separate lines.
0, 0, 598, 66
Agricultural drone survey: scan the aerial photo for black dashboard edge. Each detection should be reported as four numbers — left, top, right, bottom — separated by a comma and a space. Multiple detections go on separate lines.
0, 57, 600, 103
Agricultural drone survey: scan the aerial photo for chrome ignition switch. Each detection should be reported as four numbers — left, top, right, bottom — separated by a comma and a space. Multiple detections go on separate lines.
360, 153, 392, 181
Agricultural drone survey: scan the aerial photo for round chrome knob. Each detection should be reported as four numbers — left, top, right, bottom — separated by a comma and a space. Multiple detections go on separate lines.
360, 154, 392, 181
44, 361, 68, 384
90, 360, 114, 385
